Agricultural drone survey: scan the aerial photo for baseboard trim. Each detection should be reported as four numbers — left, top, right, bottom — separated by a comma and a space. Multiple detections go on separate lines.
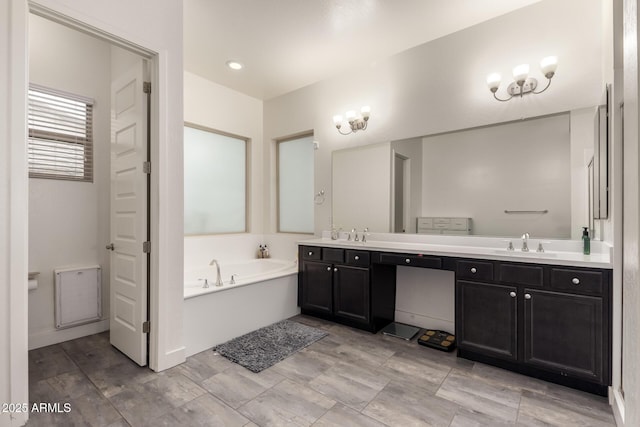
28, 319, 110, 350
611, 387, 625, 426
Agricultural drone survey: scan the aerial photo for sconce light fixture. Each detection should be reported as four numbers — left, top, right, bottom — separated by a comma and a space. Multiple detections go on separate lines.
487, 56, 558, 102
333, 106, 370, 135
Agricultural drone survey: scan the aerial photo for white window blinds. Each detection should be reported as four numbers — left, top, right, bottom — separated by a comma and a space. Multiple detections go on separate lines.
28, 84, 94, 181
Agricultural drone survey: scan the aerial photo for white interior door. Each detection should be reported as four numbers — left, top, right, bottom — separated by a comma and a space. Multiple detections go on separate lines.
109, 60, 148, 366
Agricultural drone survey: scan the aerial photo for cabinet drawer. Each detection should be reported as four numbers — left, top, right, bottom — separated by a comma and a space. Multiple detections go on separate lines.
550, 268, 604, 295
301, 246, 321, 260
498, 263, 544, 287
433, 223, 450, 229
450, 218, 469, 231
433, 218, 451, 224
457, 260, 493, 281
417, 218, 433, 228
322, 248, 344, 263
379, 253, 442, 269
346, 250, 370, 267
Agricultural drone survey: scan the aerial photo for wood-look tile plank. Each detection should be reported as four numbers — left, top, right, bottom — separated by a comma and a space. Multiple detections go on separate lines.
200, 366, 285, 409
517, 390, 615, 426
238, 379, 335, 426
308, 361, 389, 411
363, 379, 460, 426
146, 394, 249, 427
314, 403, 388, 427
435, 369, 521, 423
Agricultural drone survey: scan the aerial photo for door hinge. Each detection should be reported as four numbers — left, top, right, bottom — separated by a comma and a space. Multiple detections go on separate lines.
143, 161, 151, 174
143, 81, 151, 94
143, 241, 151, 253
142, 321, 150, 333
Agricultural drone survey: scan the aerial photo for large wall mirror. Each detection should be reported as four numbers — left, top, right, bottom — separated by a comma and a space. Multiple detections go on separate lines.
332, 109, 608, 240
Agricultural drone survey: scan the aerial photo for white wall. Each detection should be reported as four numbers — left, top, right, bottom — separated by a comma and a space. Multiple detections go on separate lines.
27, 14, 111, 349
421, 114, 571, 238
570, 107, 597, 240
332, 142, 391, 232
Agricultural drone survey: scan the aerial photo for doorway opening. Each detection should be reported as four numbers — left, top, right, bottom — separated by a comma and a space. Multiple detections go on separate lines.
27, 9, 155, 367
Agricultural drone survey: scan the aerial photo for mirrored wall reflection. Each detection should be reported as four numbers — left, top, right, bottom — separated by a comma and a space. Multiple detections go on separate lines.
278, 134, 314, 233
184, 124, 247, 235
332, 112, 600, 240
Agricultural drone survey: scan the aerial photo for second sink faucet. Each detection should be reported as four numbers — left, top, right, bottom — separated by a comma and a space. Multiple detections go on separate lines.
521, 233, 530, 252
209, 259, 224, 287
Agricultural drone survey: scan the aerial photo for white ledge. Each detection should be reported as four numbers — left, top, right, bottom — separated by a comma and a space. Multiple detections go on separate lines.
298, 232, 612, 269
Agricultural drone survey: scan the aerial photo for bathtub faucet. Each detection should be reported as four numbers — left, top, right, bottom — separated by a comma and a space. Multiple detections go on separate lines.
209, 259, 224, 287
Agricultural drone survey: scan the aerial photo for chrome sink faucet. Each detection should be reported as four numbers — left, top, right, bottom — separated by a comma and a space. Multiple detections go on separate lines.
209, 259, 224, 287
521, 233, 530, 252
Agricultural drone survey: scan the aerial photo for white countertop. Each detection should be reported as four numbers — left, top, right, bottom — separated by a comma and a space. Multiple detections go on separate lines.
298, 234, 612, 269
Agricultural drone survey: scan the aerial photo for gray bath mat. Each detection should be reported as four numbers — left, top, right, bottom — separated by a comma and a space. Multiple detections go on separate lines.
214, 320, 328, 372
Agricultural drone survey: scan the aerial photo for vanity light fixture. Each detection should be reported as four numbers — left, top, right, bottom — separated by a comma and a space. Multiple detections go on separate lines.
333, 106, 370, 135
487, 56, 558, 102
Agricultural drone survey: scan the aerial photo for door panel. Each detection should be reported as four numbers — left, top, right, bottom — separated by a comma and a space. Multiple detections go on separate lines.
456, 280, 518, 361
110, 60, 148, 366
301, 261, 333, 314
524, 289, 603, 381
333, 265, 370, 324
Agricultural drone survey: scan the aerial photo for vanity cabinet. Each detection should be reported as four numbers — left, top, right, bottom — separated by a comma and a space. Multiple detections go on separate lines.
299, 246, 377, 330
456, 261, 611, 395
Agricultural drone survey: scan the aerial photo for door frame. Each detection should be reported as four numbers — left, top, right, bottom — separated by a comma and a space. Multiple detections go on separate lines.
28, 3, 162, 369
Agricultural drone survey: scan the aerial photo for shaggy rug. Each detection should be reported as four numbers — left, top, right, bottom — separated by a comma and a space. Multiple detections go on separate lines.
214, 320, 328, 372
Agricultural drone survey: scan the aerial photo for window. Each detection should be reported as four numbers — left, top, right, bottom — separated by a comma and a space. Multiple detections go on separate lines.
28, 84, 94, 181
184, 124, 248, 235
277, 134, 314, 233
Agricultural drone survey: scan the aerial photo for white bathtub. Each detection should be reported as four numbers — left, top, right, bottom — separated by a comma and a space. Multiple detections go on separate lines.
184, 258, 298, 299
183, 258, 300, 356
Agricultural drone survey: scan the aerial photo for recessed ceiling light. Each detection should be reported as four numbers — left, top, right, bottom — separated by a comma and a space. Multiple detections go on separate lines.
226, 60, 243, 70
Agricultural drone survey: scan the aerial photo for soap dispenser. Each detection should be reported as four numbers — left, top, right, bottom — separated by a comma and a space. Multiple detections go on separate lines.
582, 227, 590, 255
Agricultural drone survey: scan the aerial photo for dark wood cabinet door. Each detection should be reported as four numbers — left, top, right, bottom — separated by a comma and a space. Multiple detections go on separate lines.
523, 289, 603, 382
300, 260, 333, 314
333, 265, 370, 325
456, 280, 518, 362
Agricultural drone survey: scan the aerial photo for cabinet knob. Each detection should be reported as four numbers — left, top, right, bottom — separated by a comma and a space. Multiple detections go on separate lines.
509, 291, 516, 298
308, 251, 313, 256
524, 293, 532, 300
354, 255, 360, 260
334, 268, 338, 272
326, 266, 331, 271
405, 258, 411, 264
470, 267, 477, 274
572, 277, 580, 285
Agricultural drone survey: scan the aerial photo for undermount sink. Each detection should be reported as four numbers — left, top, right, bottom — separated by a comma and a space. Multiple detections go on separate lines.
493, 249, 558, 258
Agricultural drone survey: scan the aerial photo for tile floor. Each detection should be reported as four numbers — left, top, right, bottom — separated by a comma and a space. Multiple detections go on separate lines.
26, 315, 616, 426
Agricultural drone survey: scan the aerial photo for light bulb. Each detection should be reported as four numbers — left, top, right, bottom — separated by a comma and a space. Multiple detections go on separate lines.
360, 106, 371, 119
333, 115, 343, 126
512, 64, 530, 84
540, 56, 558, 78
345, 110, 356, 122
486, 73, 502, 92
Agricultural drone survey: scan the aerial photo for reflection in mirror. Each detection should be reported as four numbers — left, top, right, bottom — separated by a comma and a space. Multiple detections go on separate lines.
332, 112, 599, 240
184, 124, 247, 235
278, 134, 314, 233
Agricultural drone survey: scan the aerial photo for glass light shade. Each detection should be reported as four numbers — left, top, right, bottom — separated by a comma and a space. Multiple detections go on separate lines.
333, 115, 343, 126
512, 64, 530, 83
345, 110, 357, 121
540, 56, 558, 76
486, 73, 502, 90
360, 105, 371, 119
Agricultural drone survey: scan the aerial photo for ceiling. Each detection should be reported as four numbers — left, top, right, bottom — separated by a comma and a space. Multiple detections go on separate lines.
183, 0, 542, 100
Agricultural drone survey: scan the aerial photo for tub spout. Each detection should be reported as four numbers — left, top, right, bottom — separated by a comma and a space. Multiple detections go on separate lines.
209, 259, 224, 287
